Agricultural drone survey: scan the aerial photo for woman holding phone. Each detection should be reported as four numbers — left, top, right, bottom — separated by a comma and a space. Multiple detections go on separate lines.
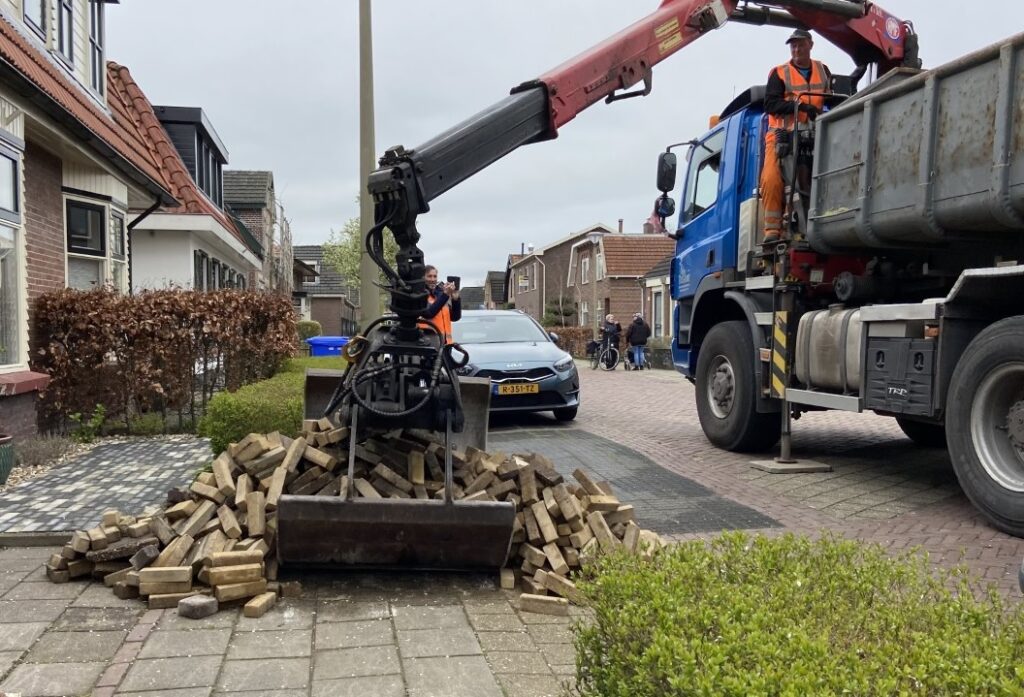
419, 265, 461, 344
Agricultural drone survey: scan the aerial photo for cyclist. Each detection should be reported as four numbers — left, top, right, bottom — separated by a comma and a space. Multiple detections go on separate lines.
600, 314, 622, 368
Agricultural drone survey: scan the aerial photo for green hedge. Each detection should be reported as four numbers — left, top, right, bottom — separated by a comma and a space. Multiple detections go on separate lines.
574, 532, 1024, 696
198, 357, 345, 454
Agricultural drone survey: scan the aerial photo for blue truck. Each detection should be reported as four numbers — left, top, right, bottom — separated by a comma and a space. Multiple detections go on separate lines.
660, 31, 1024, 536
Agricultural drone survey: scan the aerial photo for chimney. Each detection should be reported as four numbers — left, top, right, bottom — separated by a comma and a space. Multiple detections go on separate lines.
618, 218, 624, 233
520, 242, 524, 254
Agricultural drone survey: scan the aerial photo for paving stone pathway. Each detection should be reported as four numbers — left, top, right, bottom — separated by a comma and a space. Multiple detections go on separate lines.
0, 437, 210, 534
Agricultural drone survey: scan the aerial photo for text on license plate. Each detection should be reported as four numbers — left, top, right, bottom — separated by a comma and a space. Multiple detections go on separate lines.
497, 383, 540, 395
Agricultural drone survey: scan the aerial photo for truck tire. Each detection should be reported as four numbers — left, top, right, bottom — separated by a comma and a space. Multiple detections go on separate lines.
895, 417, 947, 449
946, 316, 1024, 537
696, 320, 779, 452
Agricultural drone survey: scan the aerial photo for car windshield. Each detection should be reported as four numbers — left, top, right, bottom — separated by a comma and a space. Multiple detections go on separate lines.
452, 315, 549, 344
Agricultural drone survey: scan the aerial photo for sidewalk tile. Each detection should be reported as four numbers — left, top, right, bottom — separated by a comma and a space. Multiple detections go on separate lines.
1, 580, 82, 601
476, 630, 538, 652
497, 673, 569, 697
317, 599, 389, 623
314, 619, 392, 650
117, 689, 212, 697
467, 613, 525, 632
391, 604, 467, 630
313, 645, 400, 681
119, 655, 222, 692
235, 599, 314, 631
159, 608, 237, 630
138, 628, 232, 658
403, 655, 502, 697
24, 629, 126, 663
311, 675, 405, 697
71, 583, 144, 607
0, 621, 47, 652
0, 650, 21, 676
52, 606, 140, 631
228, 628, 312, 659
397, 626, 481, 658
215, 657, 310, 692
0, 661, 105, 696
486, 650, 554, 674
0, 599, 72, 623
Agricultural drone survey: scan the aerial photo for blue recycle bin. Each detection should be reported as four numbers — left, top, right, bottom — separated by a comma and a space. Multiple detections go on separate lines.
306, 335, 349, 357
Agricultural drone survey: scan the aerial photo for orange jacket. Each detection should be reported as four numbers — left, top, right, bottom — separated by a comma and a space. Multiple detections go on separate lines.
766, 60, 829, 131
418, 288, 461, 344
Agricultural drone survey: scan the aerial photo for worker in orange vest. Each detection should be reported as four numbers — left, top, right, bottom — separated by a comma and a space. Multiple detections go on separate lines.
419, 265, 461, 344
760, 28, 832, 244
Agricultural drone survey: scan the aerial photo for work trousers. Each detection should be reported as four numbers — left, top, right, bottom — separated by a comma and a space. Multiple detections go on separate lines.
760, 130, 784, 239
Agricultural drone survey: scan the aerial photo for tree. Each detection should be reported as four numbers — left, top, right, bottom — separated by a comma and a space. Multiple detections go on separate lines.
322, 214, 398, 312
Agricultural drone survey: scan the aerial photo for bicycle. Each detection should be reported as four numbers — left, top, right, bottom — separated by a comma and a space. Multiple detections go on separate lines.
597, 344, 620, 371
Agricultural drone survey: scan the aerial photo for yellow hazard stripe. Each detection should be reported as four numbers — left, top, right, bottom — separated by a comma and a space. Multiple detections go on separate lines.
771, 374, 786, 397
772, 350, 786, 372
771, 311, 789, 398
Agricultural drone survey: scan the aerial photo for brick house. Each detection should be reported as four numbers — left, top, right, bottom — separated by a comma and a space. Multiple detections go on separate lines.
0, 4, 192, 437
292, 245, 359, 337
223, 170, 293, 295
507, 223, 673, 334
483, 270, 505, 309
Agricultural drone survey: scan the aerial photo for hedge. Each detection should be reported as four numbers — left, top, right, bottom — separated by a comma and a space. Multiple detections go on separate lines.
198, 356, 344, 454
573, 532, 1024, 696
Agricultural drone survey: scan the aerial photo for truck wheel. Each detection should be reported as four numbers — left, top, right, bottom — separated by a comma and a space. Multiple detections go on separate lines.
895, 417, 947, 449
696, 320, 779, 452
946, 316, 1024, 537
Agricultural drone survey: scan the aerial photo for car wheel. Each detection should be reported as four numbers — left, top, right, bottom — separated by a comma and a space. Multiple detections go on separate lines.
553, 406, 578, 422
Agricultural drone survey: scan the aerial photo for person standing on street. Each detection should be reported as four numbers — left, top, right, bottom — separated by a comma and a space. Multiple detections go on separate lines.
626, 313, 651, 370
419, 265, 461, 344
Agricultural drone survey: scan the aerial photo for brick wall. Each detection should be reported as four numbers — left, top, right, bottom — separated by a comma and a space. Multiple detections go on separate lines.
0, 391, 39, 438
23, 142, 65, 301
311, 297, 342, 335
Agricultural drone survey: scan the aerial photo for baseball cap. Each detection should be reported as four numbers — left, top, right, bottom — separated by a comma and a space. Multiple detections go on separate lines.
786, 29, 813, 44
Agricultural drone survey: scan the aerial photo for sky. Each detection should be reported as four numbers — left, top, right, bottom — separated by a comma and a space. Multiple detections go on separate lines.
107, 1, 1016, 287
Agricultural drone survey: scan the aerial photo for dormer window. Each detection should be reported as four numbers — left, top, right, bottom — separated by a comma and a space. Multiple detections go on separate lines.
58, 0, 74, 65
24, 0, 46, 39
90, 1, 105, 93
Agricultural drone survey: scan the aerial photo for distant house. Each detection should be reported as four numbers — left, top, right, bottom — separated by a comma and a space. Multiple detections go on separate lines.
224, 170, 292, 295
483, 271, 506, 309
292, 245, 358, 336
459, 285, 485, 310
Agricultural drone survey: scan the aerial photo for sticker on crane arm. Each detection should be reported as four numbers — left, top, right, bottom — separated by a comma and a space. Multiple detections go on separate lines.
771, 311, 789, 399
655, 17, 683, 54
885, 17, 901, 40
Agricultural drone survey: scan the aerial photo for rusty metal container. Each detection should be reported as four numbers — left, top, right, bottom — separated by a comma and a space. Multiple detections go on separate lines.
808, 32, 1024, 253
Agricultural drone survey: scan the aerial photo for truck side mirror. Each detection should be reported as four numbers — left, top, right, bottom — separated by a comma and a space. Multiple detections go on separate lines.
657, 152, 677, 193
656, 195, 675, 219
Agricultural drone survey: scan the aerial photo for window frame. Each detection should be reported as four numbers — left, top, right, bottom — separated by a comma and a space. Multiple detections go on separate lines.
23, 0, 46, 39
57, 0, 73, 66
89, 0, 105, 93
681, 129, 725, 224
581, 256, 590, 285
193, 250, 208, 290
0, 143, 20, 225
653, 291, 664, 337
66, 199, 106, 257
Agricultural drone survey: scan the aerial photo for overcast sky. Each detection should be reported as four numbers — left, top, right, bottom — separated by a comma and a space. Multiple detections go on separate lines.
108, 1, 1015, 287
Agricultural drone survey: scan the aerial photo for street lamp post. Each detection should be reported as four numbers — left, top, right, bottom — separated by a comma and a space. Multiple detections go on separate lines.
585, 230, 603, 340
358, 0, 379, 326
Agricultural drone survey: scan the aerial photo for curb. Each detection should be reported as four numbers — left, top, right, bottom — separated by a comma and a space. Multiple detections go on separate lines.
0, 531, 73, 547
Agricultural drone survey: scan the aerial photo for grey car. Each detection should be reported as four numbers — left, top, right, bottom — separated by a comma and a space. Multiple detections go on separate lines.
452, 310, 580, 421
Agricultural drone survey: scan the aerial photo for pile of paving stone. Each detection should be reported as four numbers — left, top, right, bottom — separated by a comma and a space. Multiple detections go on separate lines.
45, 419, 663, 617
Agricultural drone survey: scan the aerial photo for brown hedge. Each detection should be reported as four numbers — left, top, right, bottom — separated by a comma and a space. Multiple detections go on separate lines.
30, 288, 296, 433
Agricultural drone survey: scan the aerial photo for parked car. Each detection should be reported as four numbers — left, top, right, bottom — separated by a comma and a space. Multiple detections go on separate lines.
451, 310, 580, 421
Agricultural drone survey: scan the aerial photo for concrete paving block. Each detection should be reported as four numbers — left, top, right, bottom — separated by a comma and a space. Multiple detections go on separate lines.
403, 655, 503, 697
115, 689, 212, 697
138, 628, 232, 658
397, 626, 482, 659
310, 674, 406, 697
51, 605, 140, 631
390, 604, 468, 631
0, 621, 48, 652
312, 645, 401, 681
235, 599, 314, 631
0, 650, 21, 677
496, 672, 568, 697
158, 605, 237, 630
0, 661, 106, 697
467, 612, 526, 632
476, 630, 539, 653
1, 580, 83, 601
215, 657, 311, 692
0, 599, 72, 623
316, 599, 390, 623
24, 629, 126, 663
70, 582, 141, 607
178, 594, 219, 620
227, 628, 312, 660
119, 655, 223, 692
314, 619, 393, 651
486, 649, 555, 674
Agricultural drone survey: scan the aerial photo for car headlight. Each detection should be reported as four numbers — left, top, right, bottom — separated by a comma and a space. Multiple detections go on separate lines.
456, 363, 477, 376
553, 355, 574, 372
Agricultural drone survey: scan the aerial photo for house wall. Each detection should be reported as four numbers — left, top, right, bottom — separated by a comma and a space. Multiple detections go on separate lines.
0, 391, 38, 438
64, 162, 128, 205
131, 230, 190, 289
509, 260, 542, 320
311, 296, 342, 336
23, 142, 65, 302
643, 279, 672, 339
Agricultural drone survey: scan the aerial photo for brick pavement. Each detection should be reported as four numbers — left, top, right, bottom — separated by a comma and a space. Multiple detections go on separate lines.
569, 365, 1024, 598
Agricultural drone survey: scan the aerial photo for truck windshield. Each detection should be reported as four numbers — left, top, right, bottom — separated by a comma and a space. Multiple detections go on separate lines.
681, 130, 725, 223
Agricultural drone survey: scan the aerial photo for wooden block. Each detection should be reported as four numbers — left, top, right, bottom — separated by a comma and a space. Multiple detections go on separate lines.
293, 471, 334, 496
638, 530, 664, 557
280, 436, 307, 474
586, 495, 620, 513
140, 565, 191, 584
413, 484, 429, 500
234, 437, 268, 463
519, 579, 547, 596
126, 520, 151, 538
522, 543, 547, 568
621, 521, 641, 552
407, 451, 425, 486
530, 502, 559, 544
462, 490, 491, 502
178, 500, 217, 539
322, 427, 348, 445
125, 570, 140, 587
552, 483, 583, 523
102, 566, 133, 588
353, 478, 382, 499
542, 572, 583, 603
191, 481, 226, 505
302, 419, 320, 434
140, 580, 193, 596
212, 453, 238, 497
266, 558, 279, 581
265, 467, 288, 511
523, 507, 543, 546
542, 487, 560, 519
102, 525, 123, 543
149, 591, 201, 609
130, 545, 160, 570
246, 492, 266, 537
235, 473, 253, 511
217, 505, 242, 539
48, 553, 69, 570
586, 512, 619, 552
244, 591, 277, 618
67, 559, 94, 578
316, 416, 334, 431
485, 479, 516, 500
507, 493, 522, 509
196, 471, 217, 487
153, 534, 194, 568
208, 549, 264, 567
463, 470, 495, 496
47, 568, 70, 583
603, 505, 636, 526
208, 563, 263, 586
279, 580, 302, 598
520, 558, 538, 575
244, 446, 287, 476
572, 468, 605, 496
499, 568, 516, 590
424, 449, 444, 481
228, 433, 261, 458
113, 581, 139, 599
518, 466, 539, 505
149, 516, 176, 546
542, 542, 570, 576
303, 444, 338, 471
569, 523, 594, 549
101, 509, 119, 527
610, 522, 626, 539
86, 527, 108, 551
371, 464, 414, 493
563, 547, 581, 568
520, 592, 568, 616
70, 530, 91, 554
214, 579, 268, 603
496, 458, 521, 480
555, 524, 573, 537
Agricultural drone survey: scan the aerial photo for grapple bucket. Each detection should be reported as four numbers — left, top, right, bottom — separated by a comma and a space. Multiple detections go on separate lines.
276, 496, 515, 569
303, 368, 347, 421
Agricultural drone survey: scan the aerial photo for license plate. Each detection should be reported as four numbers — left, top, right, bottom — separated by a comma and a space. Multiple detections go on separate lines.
497, 383, 540, 395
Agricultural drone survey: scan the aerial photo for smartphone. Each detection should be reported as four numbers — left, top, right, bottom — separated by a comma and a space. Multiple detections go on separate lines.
446, 275, 460, 290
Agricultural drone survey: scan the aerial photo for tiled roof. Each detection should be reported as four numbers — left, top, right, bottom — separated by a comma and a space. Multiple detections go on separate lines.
106, 63, 252, 251
0, 15, 175, 204
460, 286, 485, 308
601, 234, 676, 277
643, 253, 674, 279
224, 170, 273, 208
293, 245, 360, 305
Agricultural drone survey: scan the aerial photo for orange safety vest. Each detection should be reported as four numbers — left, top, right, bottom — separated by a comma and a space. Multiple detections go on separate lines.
418, 290, 454, 344
767, 60, 829, 131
